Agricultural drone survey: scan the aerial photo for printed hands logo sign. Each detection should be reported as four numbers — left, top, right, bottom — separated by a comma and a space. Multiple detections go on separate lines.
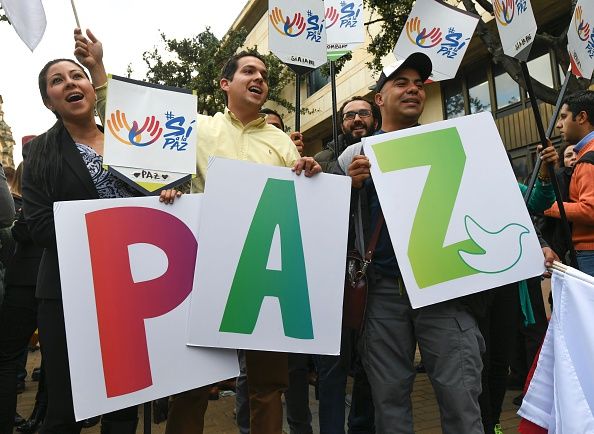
404, 17, 469, 60
107, 110, 195, 151
575, 5, 591, 42
270, 7, 306, 37
325, 6, 339, 28
373, 127, 530, 288
494, 0, 515, 26
406, 17, 442, 48
325, 2, 362, 29
107, 110, 163, 147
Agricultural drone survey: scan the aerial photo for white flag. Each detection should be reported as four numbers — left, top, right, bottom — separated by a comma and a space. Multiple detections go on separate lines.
519, 268, 594, 433
1, 0, 46, 51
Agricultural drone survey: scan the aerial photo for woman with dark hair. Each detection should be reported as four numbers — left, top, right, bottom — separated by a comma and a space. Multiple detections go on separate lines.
21, 48, 178, 433
536, 143, 577, 263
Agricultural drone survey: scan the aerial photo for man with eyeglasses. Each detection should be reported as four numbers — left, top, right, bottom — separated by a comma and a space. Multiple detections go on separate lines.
336, 53, 484, 433
314, 97, 380, 174
313, 97, 379, 434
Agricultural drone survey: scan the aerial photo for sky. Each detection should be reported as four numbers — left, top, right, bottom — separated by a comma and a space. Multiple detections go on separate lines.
0, 0, 247, 165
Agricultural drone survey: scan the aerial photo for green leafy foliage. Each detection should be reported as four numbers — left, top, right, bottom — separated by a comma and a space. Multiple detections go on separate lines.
142, 27, 294, 115
363, 0, 414, 73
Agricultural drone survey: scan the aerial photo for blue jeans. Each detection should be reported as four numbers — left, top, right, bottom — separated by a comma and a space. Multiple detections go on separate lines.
577, 250, 594, 277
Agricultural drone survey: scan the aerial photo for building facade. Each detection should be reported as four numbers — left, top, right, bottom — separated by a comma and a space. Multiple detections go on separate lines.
230, 0, 575, 179
0, 95, 15, 170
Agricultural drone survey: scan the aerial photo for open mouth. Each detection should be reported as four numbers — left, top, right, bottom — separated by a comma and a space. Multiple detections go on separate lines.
66, 93, 84, 103
249, 86, 263, 95
402, 98, 419, 105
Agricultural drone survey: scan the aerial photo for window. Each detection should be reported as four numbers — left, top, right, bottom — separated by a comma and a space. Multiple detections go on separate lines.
443, 79, 465, 119
528, 53, 554, 88
307, 67, 330, 97
442, 49, 561, 120
493, 63, 521, 109
467, 69, 491, 114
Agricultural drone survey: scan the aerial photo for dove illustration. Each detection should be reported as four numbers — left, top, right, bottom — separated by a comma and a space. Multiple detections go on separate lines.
458, 215, 529, 273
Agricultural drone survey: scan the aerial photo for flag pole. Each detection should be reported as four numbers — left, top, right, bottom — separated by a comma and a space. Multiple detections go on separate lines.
295, 72, 301, 132
329, 60, 340, 158
70, 0, 81, 28
520, 61, 578, 267
523, 66, 572, 204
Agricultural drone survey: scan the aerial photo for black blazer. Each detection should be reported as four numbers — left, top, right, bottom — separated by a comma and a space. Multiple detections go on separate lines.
22, 121, 100, 299
5, 196, 43, 287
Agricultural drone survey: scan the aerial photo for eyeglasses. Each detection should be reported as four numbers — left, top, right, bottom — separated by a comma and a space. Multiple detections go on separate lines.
343, 109, 372, 121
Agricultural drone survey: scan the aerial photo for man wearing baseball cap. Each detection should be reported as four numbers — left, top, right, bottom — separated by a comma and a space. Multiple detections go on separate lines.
336, 52, 484, 433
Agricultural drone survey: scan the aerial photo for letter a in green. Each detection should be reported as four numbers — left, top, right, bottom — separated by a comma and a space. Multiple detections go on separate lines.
219, 178, 314, 339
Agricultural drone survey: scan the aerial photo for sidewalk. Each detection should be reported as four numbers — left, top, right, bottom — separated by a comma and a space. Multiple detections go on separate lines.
16, 350, 523, 434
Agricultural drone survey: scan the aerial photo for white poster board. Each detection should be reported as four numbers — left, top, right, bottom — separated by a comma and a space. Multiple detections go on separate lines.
54, 195, 238, 420
492, 0, 538, 61
567, 1, 594, 79
268, 0, 327, 70
363, 112, 544, 308
393, 0, 479, 82
325, 0, 365, 61
187, 158, 350, 354
103, 75, 197, 193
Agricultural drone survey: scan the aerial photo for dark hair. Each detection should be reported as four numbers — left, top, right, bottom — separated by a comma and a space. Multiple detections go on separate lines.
38, 58, 89, 119
260, 107, 285, 130
30, 59, 89, 195
558, 143, 574, 168
562, 90, 594, 124
219, 51, 267, 104
338, 96, 381, 128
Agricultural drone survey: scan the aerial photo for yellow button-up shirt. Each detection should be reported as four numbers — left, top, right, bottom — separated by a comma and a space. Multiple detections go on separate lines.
96, 84, 299, 193
193, 108, 300, 193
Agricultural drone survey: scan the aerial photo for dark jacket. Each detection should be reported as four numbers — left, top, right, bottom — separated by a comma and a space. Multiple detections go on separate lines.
0, 164, 15, 228
5, 197, 43, 287
22, 120, 100, 299
314, 134, 349, 174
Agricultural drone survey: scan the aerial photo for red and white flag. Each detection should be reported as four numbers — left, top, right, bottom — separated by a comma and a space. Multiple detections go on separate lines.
0, 0, 46, 51
519, 267, 594, 433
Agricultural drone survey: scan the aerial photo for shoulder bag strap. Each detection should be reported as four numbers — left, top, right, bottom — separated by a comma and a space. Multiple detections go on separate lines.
364, 211, 385, 263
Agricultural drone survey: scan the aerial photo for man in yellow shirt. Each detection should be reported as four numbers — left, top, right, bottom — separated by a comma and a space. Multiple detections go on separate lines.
74, 28, 321, 434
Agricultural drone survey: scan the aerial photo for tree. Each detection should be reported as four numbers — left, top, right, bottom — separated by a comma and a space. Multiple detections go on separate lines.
363, 0, 588, 105
142, 27, 295, 116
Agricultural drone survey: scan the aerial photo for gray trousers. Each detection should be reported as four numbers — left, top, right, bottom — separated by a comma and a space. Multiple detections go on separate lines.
361, 277, 485, 434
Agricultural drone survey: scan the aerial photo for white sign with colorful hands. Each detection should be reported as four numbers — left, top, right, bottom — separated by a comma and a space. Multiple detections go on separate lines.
103, 75, 197, 194
324, 0, 365, 61
567, 1, 594, 79
393, 0, 479, 82
268, 0, 327, 71
492, 0, 538, 61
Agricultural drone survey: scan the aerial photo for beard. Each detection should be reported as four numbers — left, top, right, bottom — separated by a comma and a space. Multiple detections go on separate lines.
343, 122, 375, 146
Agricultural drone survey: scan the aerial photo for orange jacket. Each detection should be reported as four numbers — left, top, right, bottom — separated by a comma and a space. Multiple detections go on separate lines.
545, 138, 594, 250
